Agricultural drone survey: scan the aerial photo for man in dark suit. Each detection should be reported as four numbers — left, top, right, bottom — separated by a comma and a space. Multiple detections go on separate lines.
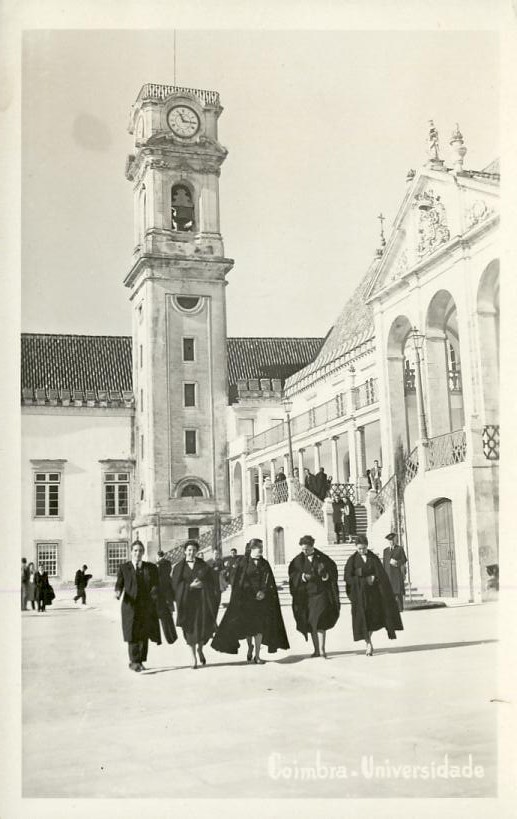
73, 564, 92, 605
34, 564, 51, 612
313, 467, 329, 500
115, 540, 161, 672
382, 532, 408, 611
21, 557, 30, 610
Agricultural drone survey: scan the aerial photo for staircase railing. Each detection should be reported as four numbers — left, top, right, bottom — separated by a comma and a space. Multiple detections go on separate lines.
271, 481, 289, 504
482, 424, 500, 460
372, 472, 396, 515
425, 429, 466, 471
291, 484, 325, 524
163, 513, 244, 564
404, 446, 419, 486
328, 482, 356, 502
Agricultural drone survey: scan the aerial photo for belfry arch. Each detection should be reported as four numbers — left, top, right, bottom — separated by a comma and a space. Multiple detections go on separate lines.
425, 290, 464, 436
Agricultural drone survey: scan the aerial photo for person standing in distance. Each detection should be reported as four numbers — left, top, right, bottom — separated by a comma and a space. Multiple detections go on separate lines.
73, 564, 92, 605
115, 540, 161, 672
382, 532, 408, 611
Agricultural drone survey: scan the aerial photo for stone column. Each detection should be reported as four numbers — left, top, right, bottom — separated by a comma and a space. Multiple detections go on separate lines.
331, 436, 340, 483
356, 426, 367, 477
347, 424, 358, 483
425, 330, 450, 436
298, 448, 305, 475
283, 454, 289, 474
476, 306, 499, 424
257, 464, 264, 503
313, 442, 321, 471
269, 458, 276, 481
387, 352, 408, 458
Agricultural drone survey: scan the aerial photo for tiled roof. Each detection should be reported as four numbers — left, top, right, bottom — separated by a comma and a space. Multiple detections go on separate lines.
21, 333, 323, 406
227, 337, 323, 387
21, 334, 133, 406
285, 260, 379, 392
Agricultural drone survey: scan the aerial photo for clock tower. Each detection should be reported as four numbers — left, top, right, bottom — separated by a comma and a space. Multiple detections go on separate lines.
124, 84, 234, 552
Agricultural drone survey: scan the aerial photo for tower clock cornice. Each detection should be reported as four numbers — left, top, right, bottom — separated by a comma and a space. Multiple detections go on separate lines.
125, 143, 226, 183
124, 252, 234, 290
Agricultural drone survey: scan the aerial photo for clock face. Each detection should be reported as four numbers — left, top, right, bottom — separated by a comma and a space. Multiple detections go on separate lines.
167, 106, 200, 138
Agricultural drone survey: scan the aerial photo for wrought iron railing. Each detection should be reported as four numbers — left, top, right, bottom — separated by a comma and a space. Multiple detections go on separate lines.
271, 481, 289, 504
163, 514, 244, 564
246, 379, 374, 454
372, 472, 397, 515
293, 484, 325, 524
448, 368, 462, 392
482, 424, 500, 460
328, 482, 356, 503
425, 429, 467, 471
404, 447, 419, 486
354, 378, 379, 409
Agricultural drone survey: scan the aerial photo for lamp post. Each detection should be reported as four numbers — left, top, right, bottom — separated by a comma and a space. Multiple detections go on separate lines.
410, 326, 428, 441
282, 397, 295, 478
155, 502, 162, 552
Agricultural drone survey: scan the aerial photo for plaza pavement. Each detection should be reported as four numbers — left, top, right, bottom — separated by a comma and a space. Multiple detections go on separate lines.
23, 588, 498, 799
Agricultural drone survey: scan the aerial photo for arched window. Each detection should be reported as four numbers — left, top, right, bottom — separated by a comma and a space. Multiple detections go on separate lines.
273, 526, 286, 565
181, 483, 203, 498
171, 184, 195, 232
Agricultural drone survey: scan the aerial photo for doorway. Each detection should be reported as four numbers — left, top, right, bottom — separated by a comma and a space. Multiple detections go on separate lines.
429, 498, 458, 597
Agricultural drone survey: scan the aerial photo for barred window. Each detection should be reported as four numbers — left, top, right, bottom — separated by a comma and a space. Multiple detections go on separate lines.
36, 542, 59, 577
34, 472, 61, 517
104, 473, 129, 516
106, 541, 129, 576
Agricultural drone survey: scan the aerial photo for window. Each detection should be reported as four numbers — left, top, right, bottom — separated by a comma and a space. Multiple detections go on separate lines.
171, 184, 195, 232
176, 296, 200, 311
181, 483, 203, 498
140, 434, 144, 460
184, 383, 196, 407
185, 430, 197, 455
104, 473, 129, 517
183, 338, 195, 361
106, 541, 129, 576
36, 542, 59, 577
140, 389, 144, 412
34, 472, 60, 517
188, 527, 200, 540
139, 344, 143, 367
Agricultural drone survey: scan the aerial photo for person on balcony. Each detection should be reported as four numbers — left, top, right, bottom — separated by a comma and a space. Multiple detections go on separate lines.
344, 534, 403, 656
313, 466, 329, 500
211, 539, 289, 663
289, 535, 340, 658
275, 467, 287, 483
171, 540, 220, 669
304, 468, 315, 493
382, 533, 407, 611
342, 497, 356, 541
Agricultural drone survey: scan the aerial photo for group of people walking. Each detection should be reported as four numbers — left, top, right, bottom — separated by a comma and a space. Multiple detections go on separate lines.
21, 558, 55, 612
114, 530, 407, 672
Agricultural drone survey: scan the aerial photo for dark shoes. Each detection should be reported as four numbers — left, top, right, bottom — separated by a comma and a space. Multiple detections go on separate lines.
246, 648, 253, 662
310, 651, 320, 658
197, 648, 206, 666
128, 662, 143, 672
253, 657, 266, 665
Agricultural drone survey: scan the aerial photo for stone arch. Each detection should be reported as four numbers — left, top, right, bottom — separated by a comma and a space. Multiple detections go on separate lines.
386, 315, 414, 454
425, 289, 464, 435
232, 461, 243, 517
477, 260, 499, 424
174, 476, 210, 499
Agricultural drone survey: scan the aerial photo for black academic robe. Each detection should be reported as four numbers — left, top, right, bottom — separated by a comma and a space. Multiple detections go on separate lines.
34, 571, 54, 605
171, 558, 219, 646
115, 561, 161, 644
74, 569, 92, 591
212, 556, 289, 654
341, 499, 356, 537
155, 558, 177, 645
344, 550, 403, 641
313, 471, 329, 500
288, 549, 340, 638
382, 545, 407, 598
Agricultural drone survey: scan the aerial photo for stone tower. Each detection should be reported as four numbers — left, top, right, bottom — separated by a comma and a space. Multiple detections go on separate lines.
124, 84, 234, 552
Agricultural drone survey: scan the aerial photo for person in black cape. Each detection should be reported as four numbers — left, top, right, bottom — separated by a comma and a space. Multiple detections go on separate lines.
211, 538, 289, 664
344, 534, 403, 656
171, 540, 220, 669
34, 564, 54, 612
341, 497, 356, 540
288, 534, 340, 658
115, 540, 161, 672
382, 532, 408, 611
73, 564, 92, 605
155, 550, 178, 645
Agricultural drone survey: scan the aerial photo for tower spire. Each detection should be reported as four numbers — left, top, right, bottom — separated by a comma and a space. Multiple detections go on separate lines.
449, 123, 467, 172
376, 212, 387, 257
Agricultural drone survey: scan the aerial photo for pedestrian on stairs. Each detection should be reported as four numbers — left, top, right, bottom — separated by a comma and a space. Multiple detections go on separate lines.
288, 535, 340, 659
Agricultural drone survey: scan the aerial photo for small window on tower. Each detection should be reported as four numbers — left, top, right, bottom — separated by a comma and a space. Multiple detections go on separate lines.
183, 338, 195, 362
185, 430, 197, 455
171, 184, 195, 232
184, 383, 196, 407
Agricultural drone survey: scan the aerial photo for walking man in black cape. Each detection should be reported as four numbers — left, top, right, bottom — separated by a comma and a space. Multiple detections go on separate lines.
289, 534, 340, 659
73, 564, 92, 605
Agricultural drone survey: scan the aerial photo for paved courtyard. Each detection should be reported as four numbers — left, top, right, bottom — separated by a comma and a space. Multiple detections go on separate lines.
23, 590, 498, 799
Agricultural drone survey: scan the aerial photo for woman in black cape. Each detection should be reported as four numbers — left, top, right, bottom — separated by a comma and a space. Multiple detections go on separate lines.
171, 540, 220, 669
288, 534, 340, 658
212, 539, 289, 663
344, 534, 403, 656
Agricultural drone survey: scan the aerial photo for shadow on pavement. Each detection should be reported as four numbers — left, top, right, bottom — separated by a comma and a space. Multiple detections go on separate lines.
323, 638, 498, 658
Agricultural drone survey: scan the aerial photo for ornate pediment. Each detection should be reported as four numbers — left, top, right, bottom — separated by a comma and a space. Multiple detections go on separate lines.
415, 189, 450, 259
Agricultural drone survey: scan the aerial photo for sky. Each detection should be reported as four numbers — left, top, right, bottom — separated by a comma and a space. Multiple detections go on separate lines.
21, 29, 500, 339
